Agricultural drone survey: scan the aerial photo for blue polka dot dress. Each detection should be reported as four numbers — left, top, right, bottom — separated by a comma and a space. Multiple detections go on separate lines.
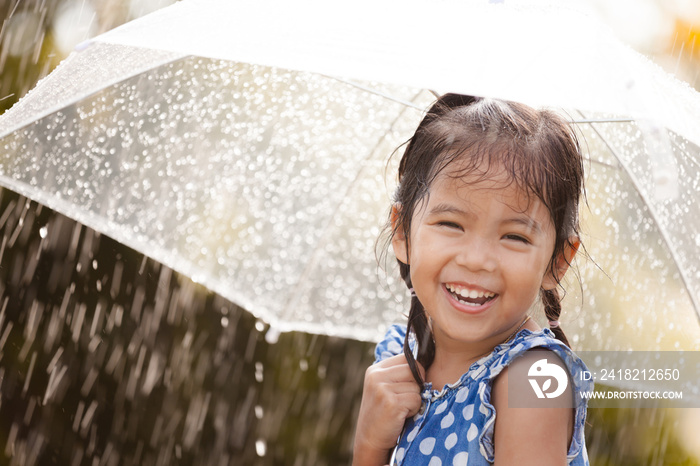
375, 325, 592, 465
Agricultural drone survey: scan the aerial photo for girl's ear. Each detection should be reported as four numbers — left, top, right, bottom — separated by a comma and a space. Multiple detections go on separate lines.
542, 237, 579, 290
391, 204, 410, 265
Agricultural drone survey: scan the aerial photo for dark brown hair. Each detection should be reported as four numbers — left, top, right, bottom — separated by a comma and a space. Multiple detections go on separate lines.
390, 94, 584, 386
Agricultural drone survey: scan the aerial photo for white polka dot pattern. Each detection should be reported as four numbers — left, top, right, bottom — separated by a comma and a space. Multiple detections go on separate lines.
466, 423, 478, 442
396, 448, 405, 462
440, 412, 454, 429
435, 401, 447, 415
373, 325, 592, 465
462, 404, 474, 421
455, 387, 468, 403
453, 452, 469, 466
387, 340, 402, 354
444, 433, 457, 450
407, 425, 420, 442
419, 437, 436, 455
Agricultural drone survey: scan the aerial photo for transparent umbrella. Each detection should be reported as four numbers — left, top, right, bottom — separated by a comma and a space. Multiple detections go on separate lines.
0, 0, 699, 352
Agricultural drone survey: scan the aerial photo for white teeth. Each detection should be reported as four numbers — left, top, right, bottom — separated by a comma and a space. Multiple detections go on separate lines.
446, 284, 495, 300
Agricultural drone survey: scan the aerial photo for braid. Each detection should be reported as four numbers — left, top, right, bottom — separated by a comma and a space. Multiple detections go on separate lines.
541, 288, 570, 347
399, 262, 434, 386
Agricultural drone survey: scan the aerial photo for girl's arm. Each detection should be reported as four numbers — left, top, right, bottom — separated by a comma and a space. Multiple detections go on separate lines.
491, 350, 574, 466
352, 354, 423, 466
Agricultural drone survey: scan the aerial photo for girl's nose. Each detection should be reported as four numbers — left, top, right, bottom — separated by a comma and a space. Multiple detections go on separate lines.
454, 236, 497, 272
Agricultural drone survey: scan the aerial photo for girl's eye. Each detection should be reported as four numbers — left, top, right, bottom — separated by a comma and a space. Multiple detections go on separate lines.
438, 221, 462, 230
504, 234, 530, 244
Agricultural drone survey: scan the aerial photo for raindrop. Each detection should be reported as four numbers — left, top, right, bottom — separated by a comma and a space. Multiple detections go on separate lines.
79, 401, 98, 435
3, 11, 42, 57
255, 439, 266, 457
254, 362, 264, 382
264, 327, 280, 344
21, 353, 37, 396
254, 320, 265, 332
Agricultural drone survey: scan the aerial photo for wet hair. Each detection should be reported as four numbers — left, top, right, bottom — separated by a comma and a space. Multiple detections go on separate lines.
390, 94, 584, 386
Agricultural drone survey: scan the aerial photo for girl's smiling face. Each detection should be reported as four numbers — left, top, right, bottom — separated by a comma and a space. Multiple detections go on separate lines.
393, 162, 560, 352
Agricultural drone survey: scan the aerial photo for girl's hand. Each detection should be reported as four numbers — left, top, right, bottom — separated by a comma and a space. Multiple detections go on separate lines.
352, 354, 423, 466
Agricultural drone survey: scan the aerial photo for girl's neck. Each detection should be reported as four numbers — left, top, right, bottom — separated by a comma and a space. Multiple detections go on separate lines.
427, 345, 491, 390
426, 317, 539, 390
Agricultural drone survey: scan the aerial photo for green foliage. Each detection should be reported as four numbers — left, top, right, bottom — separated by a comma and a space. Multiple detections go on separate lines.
586, 386, 700, 466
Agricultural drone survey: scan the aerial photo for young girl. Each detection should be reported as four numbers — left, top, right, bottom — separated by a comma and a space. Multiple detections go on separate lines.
353, 94, 592, 465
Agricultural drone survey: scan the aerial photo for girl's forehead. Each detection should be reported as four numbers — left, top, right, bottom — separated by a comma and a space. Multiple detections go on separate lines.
436, 160, 525, 196
428, 162, 547, 217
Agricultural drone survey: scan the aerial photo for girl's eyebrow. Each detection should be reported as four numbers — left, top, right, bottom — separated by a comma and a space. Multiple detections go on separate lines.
503, 216, 543, 234
428, 203, 466, 216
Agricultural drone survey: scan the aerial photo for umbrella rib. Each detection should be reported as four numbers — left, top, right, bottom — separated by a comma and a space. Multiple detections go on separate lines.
571, 118, 635, 124
577, 111, 700, 325
584, 156, 620, 170
283, 89, 425, 316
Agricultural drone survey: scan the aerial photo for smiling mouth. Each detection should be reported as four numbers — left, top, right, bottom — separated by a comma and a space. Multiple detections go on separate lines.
445, 283, 497, 307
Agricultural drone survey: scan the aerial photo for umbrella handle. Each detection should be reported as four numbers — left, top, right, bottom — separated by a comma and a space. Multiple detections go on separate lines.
388, 445, 398, 465
387, 429, 404, 465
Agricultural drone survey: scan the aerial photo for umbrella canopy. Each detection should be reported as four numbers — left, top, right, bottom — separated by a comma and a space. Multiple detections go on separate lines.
0, 0, 699, 349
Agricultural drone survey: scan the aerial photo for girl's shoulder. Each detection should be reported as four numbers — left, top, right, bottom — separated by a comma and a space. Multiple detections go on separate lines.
374, 324, 409, 363
474, 328, 592, 465
485, 327, 590, 383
